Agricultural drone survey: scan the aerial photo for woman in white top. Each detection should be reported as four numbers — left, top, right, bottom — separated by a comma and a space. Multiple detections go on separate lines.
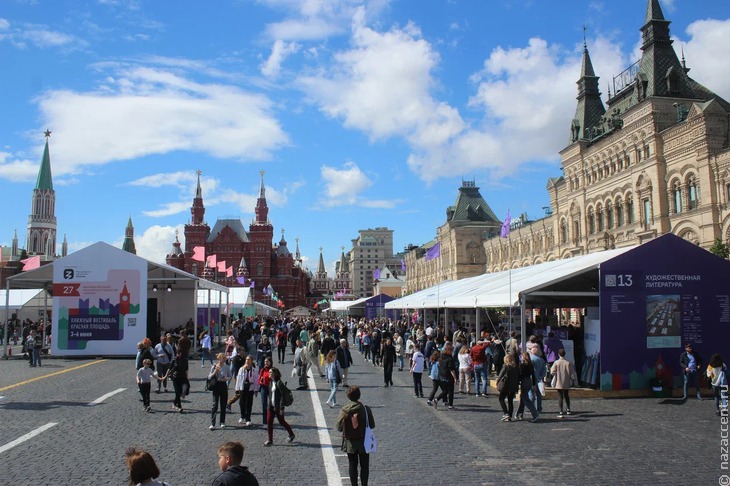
234, 355, 260, 426
208, 353, 232, 429
410, 343, 426, 398
457, 345, 473, 394
200, 331, 213, 367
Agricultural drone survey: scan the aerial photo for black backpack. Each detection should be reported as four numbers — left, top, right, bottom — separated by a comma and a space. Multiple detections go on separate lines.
280, 381, 294, 407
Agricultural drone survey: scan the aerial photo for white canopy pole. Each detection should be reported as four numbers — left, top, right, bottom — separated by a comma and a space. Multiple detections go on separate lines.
520, 294, 527, 353
3, 282, 9, 358
193, 280, 199, 354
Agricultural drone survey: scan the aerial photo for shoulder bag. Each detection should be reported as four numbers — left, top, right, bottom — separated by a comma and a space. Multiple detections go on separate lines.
363, 405, 377, 454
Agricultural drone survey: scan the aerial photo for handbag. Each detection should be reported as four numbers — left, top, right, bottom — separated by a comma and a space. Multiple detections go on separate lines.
496, 373, 506, 392
363, 405, 377, 454
206, 376, 216, 391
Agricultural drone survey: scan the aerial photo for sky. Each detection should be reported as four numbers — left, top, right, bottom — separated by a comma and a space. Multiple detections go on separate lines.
1, 0, 729, 275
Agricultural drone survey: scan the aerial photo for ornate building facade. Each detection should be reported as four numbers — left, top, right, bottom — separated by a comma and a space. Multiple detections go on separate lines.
483, 0, 730, 271
404, 180, 501, 293
166, 171, 310, 309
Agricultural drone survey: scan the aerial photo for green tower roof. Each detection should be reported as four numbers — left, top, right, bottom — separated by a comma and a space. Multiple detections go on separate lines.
36, 138, 54, 191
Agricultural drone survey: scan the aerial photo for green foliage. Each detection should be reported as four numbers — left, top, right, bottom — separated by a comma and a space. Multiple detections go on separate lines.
709, 237, 730, 259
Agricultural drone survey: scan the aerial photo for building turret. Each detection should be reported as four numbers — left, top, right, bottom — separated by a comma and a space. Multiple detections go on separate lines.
11, 230, 18, 260
570, 39, 606, 143
61, 234, 68, 257
254, 170, 269, 224
166, 230, 185, 269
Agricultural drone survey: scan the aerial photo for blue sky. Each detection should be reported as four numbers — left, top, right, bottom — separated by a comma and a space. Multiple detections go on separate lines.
1, 0, 728, 274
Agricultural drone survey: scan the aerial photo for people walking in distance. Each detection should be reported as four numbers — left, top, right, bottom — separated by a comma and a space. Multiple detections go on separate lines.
225, 330, 237, 360
405, 334, 416, 370
370, 330, 381, 366
680, 342, 703, 400
258, 357, 273, 425
201, 330, 214, 367
426, 350, 444, 407
706, 353, 728, 415
490, 335, 505, 376
436, 342, 457, 410
336, 339, 353, 387
543, 332, 564, 379
136, 359, 154, 412
294, 339, 309, 390
255, 336, 272, 369
212, 441, 260, 486
457, 344, 472, 394
325, 350, 343, 407
382, 337, 396, 387
209, 352, 232, 430
410, 343, 425, 398
321, 330, 337, 363
235, 355, 260, 426
154, 334, 174, 393
516, 352, 540, 422
160, 349, 188, 412
394, 332, 405, 371
264, 367, 295, 446
497, 353, 520, 422
336, 386, 375, 486
529, 346, 547, 413
124, 447, 170, 486
27, 330, 41, 367
470, 333, 490, 397
551, 348, 577, 417
275, 327, 287, 364
306, 334, 324, 378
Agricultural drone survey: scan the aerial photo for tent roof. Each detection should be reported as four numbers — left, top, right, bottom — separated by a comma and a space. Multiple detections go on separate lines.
385, 246, 633, 310
197, 286, 251, 306
0, 289, 48, 310
7, 241, 227, 293
329, 296, 369, 311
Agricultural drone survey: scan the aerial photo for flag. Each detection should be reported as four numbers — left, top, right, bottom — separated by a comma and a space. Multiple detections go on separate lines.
206, 254, 217, 268
425, 242, 440, 261
21, 255, 41, 271
237, 276, 246, 285
217, 261, 227, 273
501, 210, 511, 238
401, 259, 406, 271
226, 266, 233, 278
373, 268, 381, 280
250, 280, 255, 288
192, 246, 205, 262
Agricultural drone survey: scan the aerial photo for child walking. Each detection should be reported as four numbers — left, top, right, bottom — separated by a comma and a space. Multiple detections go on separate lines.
137, 358, 154, 412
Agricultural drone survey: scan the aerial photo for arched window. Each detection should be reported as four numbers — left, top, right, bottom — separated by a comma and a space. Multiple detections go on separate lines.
560, 221, 568, 244
687, 176, 698, 210
257, 262, 264, 276
607, 203, 614, 229
672, 181, 682, 213
616, 199, 624, 227
596, 204, 604, 232
627, 195, 635, 224
588, 208, 595, 234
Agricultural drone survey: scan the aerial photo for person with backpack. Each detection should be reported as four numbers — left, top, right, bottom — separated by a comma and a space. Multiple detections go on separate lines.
275, 327, 287, 364
264, 367, 295, 446
707, 353, 728, 416
336, 386, 375, 486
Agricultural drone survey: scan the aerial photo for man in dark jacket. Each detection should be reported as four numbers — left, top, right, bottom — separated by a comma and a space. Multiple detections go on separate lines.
336, 339, 353, 387
382, 338, 396, 387
679, 342, 703, 400
213, 441, 259, 486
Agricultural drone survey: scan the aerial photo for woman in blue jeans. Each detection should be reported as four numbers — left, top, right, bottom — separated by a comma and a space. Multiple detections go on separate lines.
258, 357, 273, 424
325, 350, 343, 407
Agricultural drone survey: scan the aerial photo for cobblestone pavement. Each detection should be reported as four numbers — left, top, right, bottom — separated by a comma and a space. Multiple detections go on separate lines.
0, 351, 724, 485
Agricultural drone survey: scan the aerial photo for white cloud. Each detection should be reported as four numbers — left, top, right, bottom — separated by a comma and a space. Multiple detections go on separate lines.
319, 160, 397, 208
127, 171, 198, 189
0, 21, 85, 50
142, 202, 191, 218
135, 224, 184, 264
678, 19, 730, 101
0, 18, 10, 30
0, 152, 37, 181
261, 39, 301, 78
298, 8, 464, 146
36, 63, 289, 175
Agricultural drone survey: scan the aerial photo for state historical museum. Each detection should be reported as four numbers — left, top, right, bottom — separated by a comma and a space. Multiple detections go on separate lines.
165, 171, 310, 309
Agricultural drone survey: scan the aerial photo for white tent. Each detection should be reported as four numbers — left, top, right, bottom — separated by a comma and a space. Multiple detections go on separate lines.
0, 289, 51, 320
328, 297, 369, 312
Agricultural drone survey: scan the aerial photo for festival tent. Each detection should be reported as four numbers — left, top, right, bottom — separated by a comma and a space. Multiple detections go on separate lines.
3, 241, 227, 357
328, 296, 369, 313
0, 289, 51, 322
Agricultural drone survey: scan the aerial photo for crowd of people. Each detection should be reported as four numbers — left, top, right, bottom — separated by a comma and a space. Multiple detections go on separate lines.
125, 312, 725, 485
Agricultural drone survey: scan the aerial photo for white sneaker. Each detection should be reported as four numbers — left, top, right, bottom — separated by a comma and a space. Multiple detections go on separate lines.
238, 418, 245, 424
245, 421, 251, 426
220, 423, 226, 428
209, 425, 215, 430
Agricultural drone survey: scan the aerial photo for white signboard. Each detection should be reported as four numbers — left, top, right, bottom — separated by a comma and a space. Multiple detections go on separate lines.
52, 242, 147, 356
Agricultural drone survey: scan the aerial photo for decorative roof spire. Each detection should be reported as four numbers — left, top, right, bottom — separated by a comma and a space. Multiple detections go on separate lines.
645, 0, 665, 24
295, 237, 301, 261
258, 169, 266, 199
254, 169, 269, 224
570, 32, 605, 143
195, 169, 203, 198
317, 246, 326, 274
62, 233, 68, 257
122, 216, 137, 254
339, 246, 349, 274
36, 130, 54, 191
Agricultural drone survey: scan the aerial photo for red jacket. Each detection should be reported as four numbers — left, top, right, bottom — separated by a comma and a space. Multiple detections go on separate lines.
470, 341, 489, 366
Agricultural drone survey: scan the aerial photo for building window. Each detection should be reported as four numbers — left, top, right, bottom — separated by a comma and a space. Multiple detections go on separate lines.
607, 205, 614, 229
688, 178, 698, 209
597, 205, 604, 232
616, 201, 624, 227
643, 199, 652, 226
588, 210, 595, 234
257, 262, 264, 276
673, 184, 682, 214
560, 222, 568, 244
726, 184, 730, 202
627, 196, 635, 224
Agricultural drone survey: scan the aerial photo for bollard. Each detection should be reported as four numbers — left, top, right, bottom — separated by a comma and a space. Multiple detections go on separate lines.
8, 347, 12, 356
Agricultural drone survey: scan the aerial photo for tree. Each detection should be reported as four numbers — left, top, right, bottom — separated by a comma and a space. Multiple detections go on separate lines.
709, 237, 729, 259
